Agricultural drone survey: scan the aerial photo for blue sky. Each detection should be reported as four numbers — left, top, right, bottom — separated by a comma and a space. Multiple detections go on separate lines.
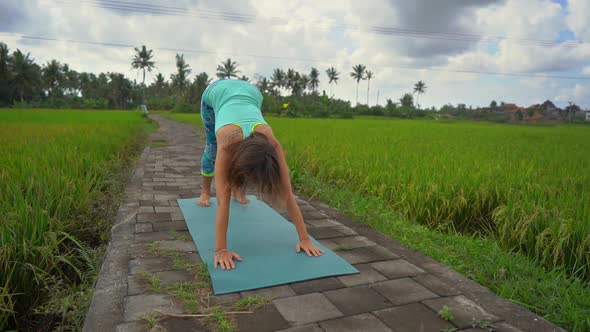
1, 0, 589, 108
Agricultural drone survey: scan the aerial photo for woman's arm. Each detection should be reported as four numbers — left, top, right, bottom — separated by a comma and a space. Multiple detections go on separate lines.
264, 130, 324, 257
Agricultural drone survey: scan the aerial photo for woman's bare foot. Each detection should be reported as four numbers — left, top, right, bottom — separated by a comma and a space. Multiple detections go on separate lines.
198, 192, 211, 207
232, 190, 250, 204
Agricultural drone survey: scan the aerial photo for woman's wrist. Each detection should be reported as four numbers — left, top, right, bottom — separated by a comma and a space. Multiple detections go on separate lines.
214, 248, 228, 256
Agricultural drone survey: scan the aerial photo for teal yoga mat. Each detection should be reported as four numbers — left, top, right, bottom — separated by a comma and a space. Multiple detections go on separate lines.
177, 195, 359, 294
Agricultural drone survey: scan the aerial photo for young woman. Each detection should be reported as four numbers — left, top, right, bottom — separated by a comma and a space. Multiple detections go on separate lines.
198, 79, 324, 270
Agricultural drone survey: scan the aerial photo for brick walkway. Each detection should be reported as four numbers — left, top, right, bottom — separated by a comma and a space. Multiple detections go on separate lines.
84, 115, 563, 332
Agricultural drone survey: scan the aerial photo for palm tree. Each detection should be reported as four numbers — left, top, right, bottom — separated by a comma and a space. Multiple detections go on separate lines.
270, 68, 285, 95
299, 74, 310, 95
0, 43, 11, 102
413, 80, 427, 109
170, 54, 191, 99
42, 59, 63, 98
131, 45, 155, 105
131, 45, 155, 85
325, 67, 340, 97
256, 77, 271, 95
153, 73, 167, 98
239, 75, 250, 82
350, 64, 366, 106
9, 49, 40, 102
216, 58, 240, 79
309, 67, 320, 93
286, 68, 296, 94
365, 70, 373, 106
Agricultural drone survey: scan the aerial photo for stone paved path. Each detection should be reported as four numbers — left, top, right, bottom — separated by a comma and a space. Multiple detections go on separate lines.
84, 115, 563, 332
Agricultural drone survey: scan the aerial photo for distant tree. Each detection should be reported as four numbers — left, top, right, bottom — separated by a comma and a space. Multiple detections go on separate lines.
216, 58, 240, 79
399, 93, 414, 108
565, 102, 581, 122
0, 43, 11, 104
9, 49, 40, 102
350, 64, 366, 106
299, 74, 310, 94
63, 64, 79, 97
286, 68, 296, 93
309, 67, 320, 93
107, 72, 133, 108
131, 45, 155, 104
365, 70, 373, 106
42, 59, 64, 98
413, 80, 427, 108
239, 75, 250, 82
490, 100, 498, 109
270, 68, 285, 95
152, 73, 167, 98
256, 77, 271, 95
325, 67, 340, 97
170, 54, 191, 99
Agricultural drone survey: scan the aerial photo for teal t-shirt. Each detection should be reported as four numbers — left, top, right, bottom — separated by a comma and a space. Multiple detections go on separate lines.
202, 79, 267, 137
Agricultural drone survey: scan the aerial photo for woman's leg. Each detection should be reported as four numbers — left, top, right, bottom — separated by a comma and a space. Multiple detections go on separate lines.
198, 98, 217, 207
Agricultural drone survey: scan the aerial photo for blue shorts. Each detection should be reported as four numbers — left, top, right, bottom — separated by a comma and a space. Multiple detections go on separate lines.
200, 97, 216, 177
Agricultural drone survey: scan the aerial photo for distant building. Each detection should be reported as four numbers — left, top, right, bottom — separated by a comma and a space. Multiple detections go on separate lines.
585, 110, 590, 122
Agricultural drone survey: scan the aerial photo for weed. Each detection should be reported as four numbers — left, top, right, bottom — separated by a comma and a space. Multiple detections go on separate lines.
169, 230, 190, 241
438, 305, 455, 321
142, 311, 160, 329
334, 245, 354, 251
234, 296, 270, 310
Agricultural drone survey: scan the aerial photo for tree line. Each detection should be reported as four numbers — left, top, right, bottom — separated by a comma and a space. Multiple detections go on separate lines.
0, 42, 432, 118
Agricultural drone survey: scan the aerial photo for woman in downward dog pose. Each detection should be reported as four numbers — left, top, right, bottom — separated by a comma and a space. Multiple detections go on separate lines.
198, 79, 324, 270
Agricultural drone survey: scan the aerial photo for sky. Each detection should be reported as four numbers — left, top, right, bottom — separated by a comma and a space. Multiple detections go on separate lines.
1, 0, 590, 109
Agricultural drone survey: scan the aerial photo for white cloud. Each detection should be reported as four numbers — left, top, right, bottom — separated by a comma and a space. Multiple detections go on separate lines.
567, 0, 590, 41
1, 0, 589, 109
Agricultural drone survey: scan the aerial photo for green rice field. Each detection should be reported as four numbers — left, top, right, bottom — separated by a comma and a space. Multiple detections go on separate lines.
0, 109, 154, 330
166, 112, 590, 331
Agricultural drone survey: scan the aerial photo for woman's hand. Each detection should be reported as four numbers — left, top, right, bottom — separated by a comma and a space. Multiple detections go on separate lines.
296, 239, 325, 257
214, 250, 242, 270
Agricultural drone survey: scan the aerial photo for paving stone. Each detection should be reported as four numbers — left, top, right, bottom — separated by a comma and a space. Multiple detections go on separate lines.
337, 263, 387, 287
370, 259, 426, 279
372, 278, 439, 305
331, 235, 377, 248
273, 293, 343, 326
323, 285, 391, 315
306, 218, 341, 228
139, 199, 168, 206
307, 227, 346, 239
302, 210, 329, 220
335, 246, 399, 264
157, 240, 197, 252
171, 212, 186, 221
134, 231, 175, 243
241, 285, 296, 300
155, 194, 180, 200
209, 292, 241, 306
413, 274, 462, 297
458, 321, 523, 332
318, 239, 339, 250
134, 223, 153, 233
128, 269, 195, 295
233, 303, 289, 332
137, 213, 172, 222
159, 317, 207, 331
124, 294, 184, 321
330, 225, 358, 235
373, 302, 455, 332
290, 277, 344, 295
423, 295, 501, 329
274, 324, 323, 332
140, 194, 155, 200
129, 257, 175, 274
115, 321, 147, 332
155, 206, 181, 213
138, 206, 155, 213
153, 221, 188, 232
168, 200, 179, 206
298, 204, 317, 212
319, 313, 392, 332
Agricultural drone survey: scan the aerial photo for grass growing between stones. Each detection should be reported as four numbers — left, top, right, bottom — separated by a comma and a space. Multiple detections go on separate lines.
142, 243, 254, 332
0, 109, 155, 330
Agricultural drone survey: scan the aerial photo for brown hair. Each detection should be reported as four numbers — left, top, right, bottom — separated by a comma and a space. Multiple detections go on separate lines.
226, 132, 284, 202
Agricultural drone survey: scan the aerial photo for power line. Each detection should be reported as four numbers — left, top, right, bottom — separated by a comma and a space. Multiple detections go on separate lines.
52, 0, 588, 49
2, 32, 589, 81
